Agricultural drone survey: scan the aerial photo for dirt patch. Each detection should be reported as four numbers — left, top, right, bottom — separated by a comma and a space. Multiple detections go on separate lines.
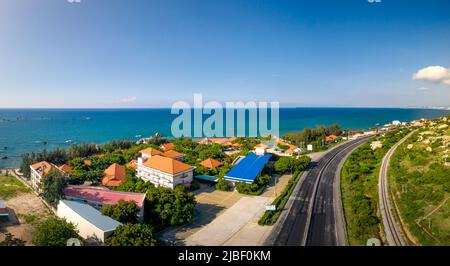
1, 192, 52, 245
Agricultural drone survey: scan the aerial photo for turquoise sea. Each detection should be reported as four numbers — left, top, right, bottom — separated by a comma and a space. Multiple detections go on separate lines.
0, 108, 449, 168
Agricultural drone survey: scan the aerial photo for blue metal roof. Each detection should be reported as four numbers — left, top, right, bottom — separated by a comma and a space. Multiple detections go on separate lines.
194, 175, 219, 182
224, 153, 272, 183
61, 200, 122, 232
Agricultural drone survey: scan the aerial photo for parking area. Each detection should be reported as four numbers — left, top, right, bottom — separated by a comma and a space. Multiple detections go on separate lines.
159, 174, 294, 245
158, 183, 244, 244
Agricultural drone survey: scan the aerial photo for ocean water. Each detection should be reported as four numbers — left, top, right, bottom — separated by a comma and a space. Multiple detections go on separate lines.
0, 108, 449, 168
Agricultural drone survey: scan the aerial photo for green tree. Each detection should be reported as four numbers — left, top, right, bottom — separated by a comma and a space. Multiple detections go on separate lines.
32, 217, 79, 246
39, 170, 68, 206
144, 187, 196, 228
105, 223, 157, 246
101, 200, 139, 224
215, 178, 230, 191
274, 157, 292, 174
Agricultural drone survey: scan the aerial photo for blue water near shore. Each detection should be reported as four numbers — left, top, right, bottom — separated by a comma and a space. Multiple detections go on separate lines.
0, 108, 449, 168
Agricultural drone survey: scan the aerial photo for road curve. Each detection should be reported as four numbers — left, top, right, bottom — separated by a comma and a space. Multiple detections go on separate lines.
379, 131, 414, 246
269, 136, 373, 246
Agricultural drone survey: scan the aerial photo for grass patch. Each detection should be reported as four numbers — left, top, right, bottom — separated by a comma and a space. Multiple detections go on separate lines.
340, 129, 410, 245
389, 119, 450, 245
0, 175, 30, 200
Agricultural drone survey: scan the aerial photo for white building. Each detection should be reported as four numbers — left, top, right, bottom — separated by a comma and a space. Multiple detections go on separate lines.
254, 144, 268, 155
57, 200, 122, 242
136, 155, 194, 189
30, 161, 59, 192
392, 120, 402, 126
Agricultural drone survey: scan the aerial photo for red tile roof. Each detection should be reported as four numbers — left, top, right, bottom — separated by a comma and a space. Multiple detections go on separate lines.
101, 163, 126, 187
58, 164, 73, 174
142, 155, 194, 174
64, 185, 146, 208
199, 158, 223, 168
162, 150, 183, 159
160, 143, 175, 151
126, 159, 138, 170
30, 161, 58, 176
140, 148, 163, 156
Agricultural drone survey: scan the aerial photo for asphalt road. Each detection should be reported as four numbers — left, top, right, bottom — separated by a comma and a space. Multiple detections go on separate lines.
378, 131, 413, 246
272, 136, 373, 246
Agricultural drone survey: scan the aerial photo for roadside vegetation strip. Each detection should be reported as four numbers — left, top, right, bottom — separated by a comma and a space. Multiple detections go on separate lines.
389, 116, 450, 245
258, 170, 302, 225
340, 129, 410, 245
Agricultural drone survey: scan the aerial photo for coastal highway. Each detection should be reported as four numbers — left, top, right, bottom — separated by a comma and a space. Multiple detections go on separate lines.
269, 136, 373, 246
378, 131, 414, 246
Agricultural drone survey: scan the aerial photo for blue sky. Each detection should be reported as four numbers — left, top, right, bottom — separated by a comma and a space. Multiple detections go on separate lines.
0, 0, 449, 108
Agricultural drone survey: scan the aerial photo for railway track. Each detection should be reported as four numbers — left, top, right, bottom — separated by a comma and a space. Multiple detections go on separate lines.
378, 131, 414, 246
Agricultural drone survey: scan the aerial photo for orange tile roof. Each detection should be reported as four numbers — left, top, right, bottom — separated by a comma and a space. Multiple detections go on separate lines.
162, 150, 183, 159
31, 161, 57, 176
199, 158, 223, 168
160, 143, 175, 151
325, 135, 339, 142
140, 148, 163, 156
255, 143, 268, 149
126, 159, 138, 170
84, 159, 92, 166
142, 155, 193, 175
102, 163, 126, 187
58, 164, 73, 174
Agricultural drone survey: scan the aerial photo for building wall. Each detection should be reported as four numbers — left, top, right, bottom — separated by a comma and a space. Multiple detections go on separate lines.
30, 168, 42, 193
136, 164, 193, 189
57, 201, 109, 242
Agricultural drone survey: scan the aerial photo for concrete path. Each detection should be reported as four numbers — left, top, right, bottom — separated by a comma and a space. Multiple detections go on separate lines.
184, 196, 271, 246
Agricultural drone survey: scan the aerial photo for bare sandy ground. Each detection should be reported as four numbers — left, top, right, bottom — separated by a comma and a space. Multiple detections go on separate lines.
0, 192, 52, 244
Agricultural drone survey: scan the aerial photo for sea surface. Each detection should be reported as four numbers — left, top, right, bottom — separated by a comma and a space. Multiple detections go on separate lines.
0, 108, 449, 168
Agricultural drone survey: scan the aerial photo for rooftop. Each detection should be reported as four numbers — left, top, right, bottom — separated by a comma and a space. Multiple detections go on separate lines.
102, 163, 126, 187
64, 185, 146, 208
60, 200, 121, 232
162, 150, 183, 159
141, 155, 194, 174
140, 148, 163, 156
160, 143, 175, 151
199, 158, 223, 168
30, 161, 58, 176
224, 153, 272, 183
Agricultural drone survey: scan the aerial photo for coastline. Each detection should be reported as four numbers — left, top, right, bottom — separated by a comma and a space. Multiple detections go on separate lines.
1, 107, 450, 169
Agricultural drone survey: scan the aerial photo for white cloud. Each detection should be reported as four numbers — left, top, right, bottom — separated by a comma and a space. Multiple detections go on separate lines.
412, 66, 450, 86
417, 87, 429, 91
113, 96, 137, 104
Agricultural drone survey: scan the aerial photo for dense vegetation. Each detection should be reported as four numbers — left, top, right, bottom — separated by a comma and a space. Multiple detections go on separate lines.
389, 116, 450, 245
105, 223, 157, 246
235, 174, 272, 195
258, 156, 311, 225
340, 129, 410, 245
39, 170, 68, 207
32, 217, 79, 246
144, 186, 196, 229
101, 200, 140, 224
284, 124, 342, 151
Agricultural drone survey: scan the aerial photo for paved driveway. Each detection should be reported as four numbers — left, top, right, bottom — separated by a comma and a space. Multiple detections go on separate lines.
184, 196, 271, 246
